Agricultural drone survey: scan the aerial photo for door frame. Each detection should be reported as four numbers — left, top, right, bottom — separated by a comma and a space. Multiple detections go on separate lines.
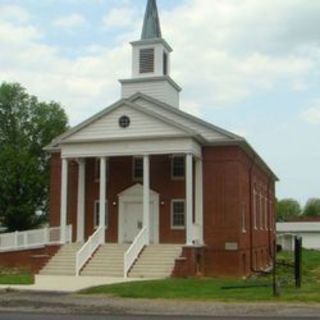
118, 184, 159, 244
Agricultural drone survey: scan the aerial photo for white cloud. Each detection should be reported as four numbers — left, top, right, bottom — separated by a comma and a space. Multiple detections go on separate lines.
102, 7, 137, 29
161, 0, 317, 109
53, 13, 87, 28
0, 0, 320, 124
302, 104, 320, 125
0, 4, 30, 23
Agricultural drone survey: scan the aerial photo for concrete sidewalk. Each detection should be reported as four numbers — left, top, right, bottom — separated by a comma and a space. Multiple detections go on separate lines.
0, 275, 144, 292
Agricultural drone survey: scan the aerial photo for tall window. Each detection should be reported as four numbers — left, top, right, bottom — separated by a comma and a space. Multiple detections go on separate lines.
163, 51, 168, 75
139, 48, 154, 73
133, 157, 143, 180
269, 200, 273, 231
241, 202, 247, 233
260, 192, 264, 230
94, 158, 100, 181
94, 158, 108, 182
94, 200, 108, 229
171, 200, 185, 229
172, 156, 185, 179
265, 197, 268, 230
253, 188, 257, 230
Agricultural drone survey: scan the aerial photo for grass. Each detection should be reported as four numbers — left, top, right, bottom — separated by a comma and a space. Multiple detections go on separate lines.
0, 267, 33, 285
83, 249, 320, 302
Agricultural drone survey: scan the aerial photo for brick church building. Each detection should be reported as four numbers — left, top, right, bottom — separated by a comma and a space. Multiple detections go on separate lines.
0, 0, 278, 279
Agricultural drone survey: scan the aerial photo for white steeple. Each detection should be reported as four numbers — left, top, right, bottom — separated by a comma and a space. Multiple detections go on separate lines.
119, 0, 181, 108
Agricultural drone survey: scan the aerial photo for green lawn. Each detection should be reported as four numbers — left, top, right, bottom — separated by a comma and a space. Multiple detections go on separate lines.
0, 268, 33, 285
83, 249, 320, 302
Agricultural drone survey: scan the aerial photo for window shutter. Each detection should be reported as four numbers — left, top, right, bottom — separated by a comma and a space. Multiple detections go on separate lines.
140, 48, 154, 73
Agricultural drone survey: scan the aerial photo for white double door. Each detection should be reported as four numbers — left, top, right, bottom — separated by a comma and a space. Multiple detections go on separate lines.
122, 201, 156, 243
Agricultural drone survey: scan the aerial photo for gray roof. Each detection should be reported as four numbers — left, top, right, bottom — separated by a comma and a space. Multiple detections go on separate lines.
141, 0, 162, 40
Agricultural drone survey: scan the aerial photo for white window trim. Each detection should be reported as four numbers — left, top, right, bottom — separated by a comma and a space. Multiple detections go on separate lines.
171, 156, 185, 181
260, 192, 264, 230
253, 189, 257, 230
264, 196, 268, 230
94, 200, 108, 229
171, 199, 186, 230
241, 202, 247, 233
269, 199, 273, 231
132, 156, 143, 182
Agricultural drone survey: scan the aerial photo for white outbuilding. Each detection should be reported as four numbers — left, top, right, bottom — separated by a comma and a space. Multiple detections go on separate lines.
277, 222, 320, 251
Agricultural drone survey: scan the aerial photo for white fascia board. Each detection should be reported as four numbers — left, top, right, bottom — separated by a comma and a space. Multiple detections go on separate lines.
61, 137, 202, 159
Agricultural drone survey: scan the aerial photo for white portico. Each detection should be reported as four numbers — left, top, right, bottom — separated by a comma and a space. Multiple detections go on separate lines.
58, 131, 204, 247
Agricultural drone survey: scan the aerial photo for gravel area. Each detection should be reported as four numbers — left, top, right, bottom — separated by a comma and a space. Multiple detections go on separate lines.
0, 290, 320, 317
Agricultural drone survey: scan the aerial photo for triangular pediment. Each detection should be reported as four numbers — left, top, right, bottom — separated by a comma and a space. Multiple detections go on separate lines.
129, 93, 243, 143
62, 101, 194, 144
118, 183, 159, 197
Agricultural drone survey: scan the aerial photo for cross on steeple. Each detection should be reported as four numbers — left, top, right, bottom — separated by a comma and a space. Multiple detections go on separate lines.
141, 0, 162, 40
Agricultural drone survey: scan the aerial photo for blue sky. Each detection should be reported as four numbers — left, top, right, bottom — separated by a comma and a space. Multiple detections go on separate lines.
0, 0, 319, 206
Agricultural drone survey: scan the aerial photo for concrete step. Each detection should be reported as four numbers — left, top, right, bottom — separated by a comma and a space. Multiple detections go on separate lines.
39, 243, 80, 276
128, 245, 182, 279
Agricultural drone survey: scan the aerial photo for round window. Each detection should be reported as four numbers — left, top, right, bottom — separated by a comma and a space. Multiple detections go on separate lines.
119, 115, 130, 128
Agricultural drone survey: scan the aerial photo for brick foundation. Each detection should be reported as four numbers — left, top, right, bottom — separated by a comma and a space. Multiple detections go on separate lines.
0, 245, 61, 274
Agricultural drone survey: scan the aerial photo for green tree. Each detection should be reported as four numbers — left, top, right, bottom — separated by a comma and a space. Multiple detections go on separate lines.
303, 198, 320, 217
0, 82, 68, 231
276, 198, 301, 222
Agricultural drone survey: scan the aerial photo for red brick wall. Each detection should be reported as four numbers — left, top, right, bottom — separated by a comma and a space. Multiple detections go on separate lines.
201, 146, 275, 276
0, 245, 60, 274
50, 155, 187, 244
49, 146, 276, 277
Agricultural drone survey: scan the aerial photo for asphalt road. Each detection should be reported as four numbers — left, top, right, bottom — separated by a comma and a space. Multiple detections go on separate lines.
0, 314, 319, 320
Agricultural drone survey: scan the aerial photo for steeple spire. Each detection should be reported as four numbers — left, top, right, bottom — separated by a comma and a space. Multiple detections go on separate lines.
141, 0, 162, 40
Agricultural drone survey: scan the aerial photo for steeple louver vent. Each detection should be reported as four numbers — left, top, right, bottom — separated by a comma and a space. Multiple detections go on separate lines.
139, 48, 154, 73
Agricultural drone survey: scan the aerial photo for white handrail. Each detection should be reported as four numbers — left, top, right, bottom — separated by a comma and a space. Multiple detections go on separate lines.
75, 226, 104, 276
0, 225, 72, 252
123, 227, 148, 278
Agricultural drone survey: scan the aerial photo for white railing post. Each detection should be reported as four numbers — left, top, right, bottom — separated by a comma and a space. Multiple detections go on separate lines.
75, 226, 105, 277
23, 232, 28, 248
14, 231, 19, 249
44, 227, 49, 244
123, 227, 148, 278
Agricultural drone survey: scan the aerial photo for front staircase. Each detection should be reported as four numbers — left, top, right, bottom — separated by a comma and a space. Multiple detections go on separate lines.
39, 243, 82, 276
129, 244, 182, 279
39, 243, 182, 279
81, 244, 129, 277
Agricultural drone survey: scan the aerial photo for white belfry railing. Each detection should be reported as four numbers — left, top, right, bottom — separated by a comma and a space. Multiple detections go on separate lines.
0, 225, 72, 252
123, 227, 148, 278
75, 226, 104, 276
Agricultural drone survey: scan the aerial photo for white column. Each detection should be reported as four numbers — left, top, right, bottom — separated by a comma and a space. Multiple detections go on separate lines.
186, 154, 193, 245
76, 159, 86, 243
99, 157, 107, 242
143, 155, 150, 244
195, 157, 204, 245
60, 158, 68, 244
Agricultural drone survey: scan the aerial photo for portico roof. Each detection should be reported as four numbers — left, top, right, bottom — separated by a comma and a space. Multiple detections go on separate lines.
45, 92, 278, 181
